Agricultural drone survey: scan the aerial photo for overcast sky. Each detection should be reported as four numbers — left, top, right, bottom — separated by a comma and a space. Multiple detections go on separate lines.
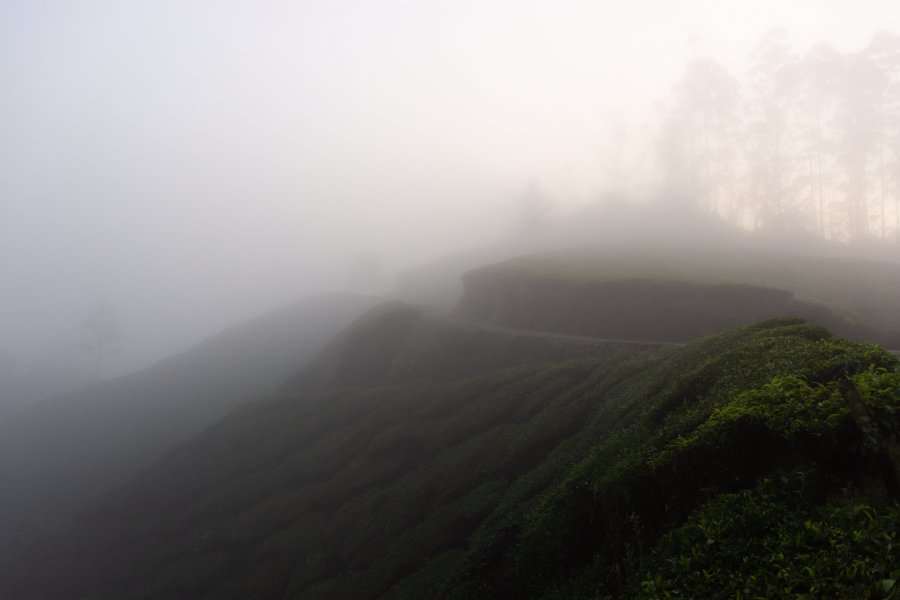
2, 0, 898, 376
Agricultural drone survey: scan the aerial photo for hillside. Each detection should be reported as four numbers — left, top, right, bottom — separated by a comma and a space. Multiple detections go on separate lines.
6, 312, 899, 599
0, 293, 380, 563
284, 302, 665, 391
457, 247, 900, 347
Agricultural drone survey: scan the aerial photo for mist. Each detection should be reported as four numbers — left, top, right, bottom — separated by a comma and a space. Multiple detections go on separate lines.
6, 3, 900, 597
2, 0, 898, 385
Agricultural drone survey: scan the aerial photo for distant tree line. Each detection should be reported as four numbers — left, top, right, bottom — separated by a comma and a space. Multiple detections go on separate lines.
656, 29, 900, 243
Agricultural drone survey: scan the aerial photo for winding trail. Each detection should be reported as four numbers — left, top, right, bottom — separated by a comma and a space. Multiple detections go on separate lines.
428, 311, 682, 350
426, 310, 900, 357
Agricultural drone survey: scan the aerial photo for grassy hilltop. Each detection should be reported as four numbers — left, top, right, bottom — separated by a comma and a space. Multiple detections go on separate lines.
458, 247, 900, 347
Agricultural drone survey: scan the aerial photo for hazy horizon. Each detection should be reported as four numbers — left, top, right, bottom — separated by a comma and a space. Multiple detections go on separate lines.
2, 0, 899, 384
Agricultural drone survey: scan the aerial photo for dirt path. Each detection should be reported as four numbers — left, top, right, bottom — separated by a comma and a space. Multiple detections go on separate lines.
427, 311, 682, 350
428, 311, 900, 356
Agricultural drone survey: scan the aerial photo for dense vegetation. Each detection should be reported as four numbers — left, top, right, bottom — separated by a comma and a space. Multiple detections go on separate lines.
5, 312, 898, 599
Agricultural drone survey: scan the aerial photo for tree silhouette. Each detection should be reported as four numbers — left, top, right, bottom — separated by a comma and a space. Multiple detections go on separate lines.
651, 28, 900, 243
797, 41, 841, 236
744, 29, 800, 231
864, 31, 900, 238
659, 55, 739, 215
833, 51, 884, 240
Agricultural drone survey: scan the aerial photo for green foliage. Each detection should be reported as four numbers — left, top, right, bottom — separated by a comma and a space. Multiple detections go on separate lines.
5, 317, 900, 600
639, 473, 900, 599
441, 320, 900, 599
854, 367, 900, 441
650, 375, 848, 469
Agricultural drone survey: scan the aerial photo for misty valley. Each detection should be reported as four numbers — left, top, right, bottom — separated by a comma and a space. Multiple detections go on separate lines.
4, 4, 900, 599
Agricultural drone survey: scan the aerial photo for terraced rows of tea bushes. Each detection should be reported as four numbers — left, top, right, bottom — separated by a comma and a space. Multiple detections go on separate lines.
4, 318, 899, 599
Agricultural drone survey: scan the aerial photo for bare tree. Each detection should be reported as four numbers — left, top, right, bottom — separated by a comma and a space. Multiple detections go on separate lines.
864, 31, 900, 239
796, 41, 841, 237
833, 52, 884, 241
744, 29, 802, 232
659, 55, 739, 216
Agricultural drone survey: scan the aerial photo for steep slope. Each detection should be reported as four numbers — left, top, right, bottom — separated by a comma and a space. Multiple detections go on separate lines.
6, 317, 898, 599
0, 293, 380, 562
284, 302, 665, 391
458, 247, 900, 346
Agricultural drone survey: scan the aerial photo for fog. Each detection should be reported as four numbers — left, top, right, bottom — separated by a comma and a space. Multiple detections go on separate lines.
2, 0, 898, 387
